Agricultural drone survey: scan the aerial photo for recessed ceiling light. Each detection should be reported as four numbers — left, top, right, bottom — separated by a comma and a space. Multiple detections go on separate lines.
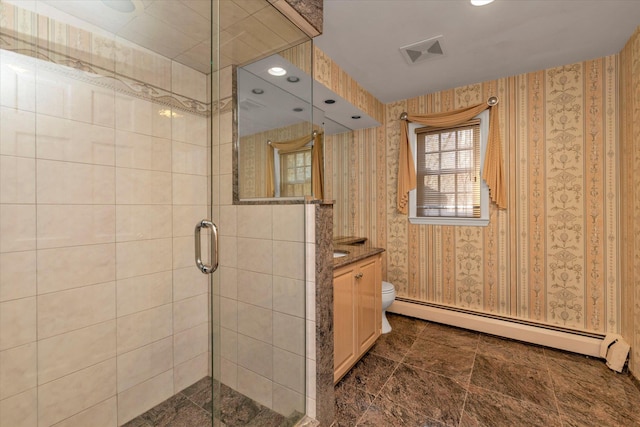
470, 0, 495, 6
102, 0, 136, 13
351, 115, 361, 120
293, 107, 304, 112
324, 99, 336, 104
251, 88, 264, 95
286, 76, 300, 83
268, 67, 287, 76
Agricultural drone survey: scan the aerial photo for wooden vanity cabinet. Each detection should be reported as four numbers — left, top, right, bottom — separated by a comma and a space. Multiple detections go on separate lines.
333, 254, 382, 383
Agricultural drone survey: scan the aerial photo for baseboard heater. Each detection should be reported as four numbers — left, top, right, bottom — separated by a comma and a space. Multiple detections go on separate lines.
389, 298, 605, 358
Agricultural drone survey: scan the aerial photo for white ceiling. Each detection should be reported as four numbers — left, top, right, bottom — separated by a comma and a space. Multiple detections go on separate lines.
22, 0, 640, 117
36, 0, 307, 74
314, 0, 640, 104
239, 53, 379, 136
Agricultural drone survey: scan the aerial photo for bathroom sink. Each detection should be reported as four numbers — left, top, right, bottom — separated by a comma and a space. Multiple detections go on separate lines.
333, 250, 349, 258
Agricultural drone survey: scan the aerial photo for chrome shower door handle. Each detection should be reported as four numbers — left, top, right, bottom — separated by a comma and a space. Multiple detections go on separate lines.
195, 219, 218, 274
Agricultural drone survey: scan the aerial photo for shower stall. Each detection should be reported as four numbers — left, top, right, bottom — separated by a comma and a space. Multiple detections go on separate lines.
0, 0, 311, 425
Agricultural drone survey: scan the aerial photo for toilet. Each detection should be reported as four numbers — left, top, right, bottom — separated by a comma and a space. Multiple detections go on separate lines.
381, 281, 396, 334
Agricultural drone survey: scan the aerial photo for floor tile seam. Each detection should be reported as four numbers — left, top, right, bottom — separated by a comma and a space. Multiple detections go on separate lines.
474, 350, 551, 373
455, 379, 471, 426
398, 359, 473, 389
354, 401, 372, 426
369, 346, 410, 363
412, 334, 480, 353
545, 363, 622, 390
354, 390, 424, 427
455, 349, 477, 427
466, 379, 561, 415
371, 356, 403, 398
396, 333, 421, 359
539, 349, 564, 421
458, 362, 476, 427
393, 330, 424, 340
352, 356, 405, 425
181, 391, 212, 415
185, 398, 213, 418
378, 390, 462, 427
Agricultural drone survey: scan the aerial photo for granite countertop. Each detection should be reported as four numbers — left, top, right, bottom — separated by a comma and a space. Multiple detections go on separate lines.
333, 235, 368, 245
333, 243, 385, 268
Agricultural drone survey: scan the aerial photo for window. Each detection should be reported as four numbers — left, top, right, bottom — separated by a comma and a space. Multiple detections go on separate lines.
409, 110, 489, 226
279, 147, 311, 197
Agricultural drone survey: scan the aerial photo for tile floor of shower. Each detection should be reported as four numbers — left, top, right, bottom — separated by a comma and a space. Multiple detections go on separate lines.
123, 312, 640, 426
122, 376, 302, 427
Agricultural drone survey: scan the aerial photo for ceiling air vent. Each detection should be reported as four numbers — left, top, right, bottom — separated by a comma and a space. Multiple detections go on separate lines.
239, 98, 265, 111
399, 35, 445, 65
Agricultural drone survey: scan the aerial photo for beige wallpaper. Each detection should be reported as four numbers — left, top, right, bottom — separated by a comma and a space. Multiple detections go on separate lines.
238, 122, 318, 198
620, 27, 640, 378
314, 46, 385, 125
326, 56, 621, 334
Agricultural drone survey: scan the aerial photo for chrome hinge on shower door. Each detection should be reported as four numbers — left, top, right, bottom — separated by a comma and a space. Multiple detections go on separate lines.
194, 219, 218, 274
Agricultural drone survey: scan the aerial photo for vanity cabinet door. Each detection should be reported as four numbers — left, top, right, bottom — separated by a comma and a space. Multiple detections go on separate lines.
333, 253, 382, 384
333, 264, 357, 383
357, 256, 381, 354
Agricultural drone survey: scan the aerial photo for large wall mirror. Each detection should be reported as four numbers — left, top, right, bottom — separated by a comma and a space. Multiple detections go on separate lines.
234, 41, 379, 202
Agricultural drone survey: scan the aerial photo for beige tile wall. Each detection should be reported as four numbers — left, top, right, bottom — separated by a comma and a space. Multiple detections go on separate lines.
0, 14, 210, 427
214, 203, 307, 416
214, 65, 308, 417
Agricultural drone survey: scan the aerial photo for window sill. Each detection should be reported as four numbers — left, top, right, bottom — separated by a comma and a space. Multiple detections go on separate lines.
408, 216, 489, 227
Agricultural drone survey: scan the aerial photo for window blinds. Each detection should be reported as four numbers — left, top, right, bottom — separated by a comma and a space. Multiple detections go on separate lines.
415, 120, 481, 218
279, 148, 312, 197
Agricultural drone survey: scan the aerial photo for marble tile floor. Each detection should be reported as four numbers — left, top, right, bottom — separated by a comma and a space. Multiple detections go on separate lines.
123, 377, 302, 427
333, 313, 640, 427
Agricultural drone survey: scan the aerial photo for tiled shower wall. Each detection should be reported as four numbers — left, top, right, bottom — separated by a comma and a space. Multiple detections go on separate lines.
213, 65, 309, 418
0, 3, 210, 426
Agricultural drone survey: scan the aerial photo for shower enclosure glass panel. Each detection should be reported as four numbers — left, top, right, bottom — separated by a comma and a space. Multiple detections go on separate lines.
0, 0, 215, 425
212, 1, 312, 425
1, 0, 310, 425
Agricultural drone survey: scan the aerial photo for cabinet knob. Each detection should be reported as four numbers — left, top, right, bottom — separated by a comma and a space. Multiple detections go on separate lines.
354, 273, 363, 279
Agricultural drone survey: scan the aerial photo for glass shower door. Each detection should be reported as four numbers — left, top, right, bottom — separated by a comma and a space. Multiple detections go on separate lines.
210, 1, 312, 425
0, 0, 215, 425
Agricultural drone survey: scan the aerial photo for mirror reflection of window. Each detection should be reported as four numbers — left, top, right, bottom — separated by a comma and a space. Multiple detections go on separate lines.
279, 147, 312, 197
234, 39, 380, 202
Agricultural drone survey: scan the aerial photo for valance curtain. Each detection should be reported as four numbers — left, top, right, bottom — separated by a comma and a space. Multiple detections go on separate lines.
265, 132, 324, 199
397, 102, 506, 214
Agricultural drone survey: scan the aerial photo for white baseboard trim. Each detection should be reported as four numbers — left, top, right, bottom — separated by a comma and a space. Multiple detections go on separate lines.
388, 300, 604, 358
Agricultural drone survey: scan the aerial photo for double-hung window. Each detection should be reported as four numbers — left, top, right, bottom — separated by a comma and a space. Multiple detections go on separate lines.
409, 110, 489, 226
279, 147, 312, 197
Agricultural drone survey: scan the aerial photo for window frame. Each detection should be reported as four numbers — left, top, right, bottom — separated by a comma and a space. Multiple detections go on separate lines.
278, 146, 312, 197
408, 110, 490, 226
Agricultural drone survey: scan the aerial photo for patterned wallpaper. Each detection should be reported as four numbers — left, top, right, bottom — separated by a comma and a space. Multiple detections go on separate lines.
239, 122, 318, 198
326, 56, 621, 334
314, 48, 385, 124
620, 27, 640, 377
